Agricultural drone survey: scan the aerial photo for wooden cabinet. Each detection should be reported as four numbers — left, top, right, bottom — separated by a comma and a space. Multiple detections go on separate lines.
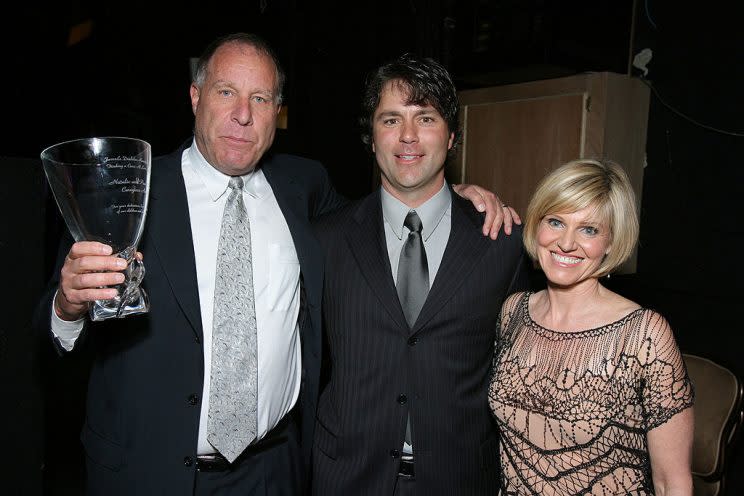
448, 71, 650, 272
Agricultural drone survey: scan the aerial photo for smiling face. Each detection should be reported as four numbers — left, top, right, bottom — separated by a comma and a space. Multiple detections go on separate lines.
536, 205, 612, 288
190, 42, 281, 176
372, 81, 454, 207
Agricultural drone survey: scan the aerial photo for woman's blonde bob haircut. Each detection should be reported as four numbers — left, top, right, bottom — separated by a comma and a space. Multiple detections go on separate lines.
523, 159, 639, 278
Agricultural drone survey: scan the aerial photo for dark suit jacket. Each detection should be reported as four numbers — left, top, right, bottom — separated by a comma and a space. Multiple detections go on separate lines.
311, 188, 530, 495
35, 141, 345, 494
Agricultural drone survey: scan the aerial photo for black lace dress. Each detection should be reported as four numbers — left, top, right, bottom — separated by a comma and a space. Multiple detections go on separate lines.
489, 292, 694, 495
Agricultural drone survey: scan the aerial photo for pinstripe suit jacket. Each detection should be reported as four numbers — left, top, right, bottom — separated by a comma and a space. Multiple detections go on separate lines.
311, 187, 530, 495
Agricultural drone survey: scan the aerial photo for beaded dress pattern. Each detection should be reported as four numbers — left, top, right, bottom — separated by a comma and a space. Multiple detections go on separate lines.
489, 292, 694, 495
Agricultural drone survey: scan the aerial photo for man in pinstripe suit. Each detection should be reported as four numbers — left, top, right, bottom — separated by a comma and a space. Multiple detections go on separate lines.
311, 54, 531, 495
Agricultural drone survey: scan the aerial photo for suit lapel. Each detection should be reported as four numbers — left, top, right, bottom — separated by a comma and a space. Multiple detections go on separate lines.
345, 191, 409, 331
412, 192, 493, 334
146, 148, 203, 338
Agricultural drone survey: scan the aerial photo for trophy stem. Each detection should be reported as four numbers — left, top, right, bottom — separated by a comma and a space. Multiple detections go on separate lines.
89, 247, 149, 321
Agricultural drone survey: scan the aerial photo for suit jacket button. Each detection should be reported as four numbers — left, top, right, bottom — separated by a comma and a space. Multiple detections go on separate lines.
188, 394, 198, 405
397, 394, 407, 404
390, 449, 400, 458
407, 336, 418, 346
184, 456, 193, 467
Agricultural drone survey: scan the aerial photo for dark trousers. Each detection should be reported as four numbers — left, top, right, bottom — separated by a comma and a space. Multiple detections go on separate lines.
194, 414, 302, 496
393, 475, 415, 496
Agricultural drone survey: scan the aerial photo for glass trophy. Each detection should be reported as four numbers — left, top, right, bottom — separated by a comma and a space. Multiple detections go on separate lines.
40, 137, 151, 321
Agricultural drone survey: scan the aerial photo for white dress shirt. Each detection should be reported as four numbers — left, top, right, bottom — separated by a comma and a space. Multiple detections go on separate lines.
51, 142, 303, 455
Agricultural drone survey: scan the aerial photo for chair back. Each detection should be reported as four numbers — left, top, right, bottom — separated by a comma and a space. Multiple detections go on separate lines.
683, 353, 744, 496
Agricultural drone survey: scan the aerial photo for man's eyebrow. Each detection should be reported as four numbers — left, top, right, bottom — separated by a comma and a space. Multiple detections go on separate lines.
211, 80, 275, 96
376, 107, 437, 116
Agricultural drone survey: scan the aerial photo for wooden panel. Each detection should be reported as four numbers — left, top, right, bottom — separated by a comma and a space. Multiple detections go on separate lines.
458, 73, 591, 106
461, 94, 585, 217
601, 74, 649, 206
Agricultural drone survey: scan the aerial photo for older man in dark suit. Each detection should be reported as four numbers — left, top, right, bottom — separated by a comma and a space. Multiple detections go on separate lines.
36, 32, 346, 495
312, 54, 531, 495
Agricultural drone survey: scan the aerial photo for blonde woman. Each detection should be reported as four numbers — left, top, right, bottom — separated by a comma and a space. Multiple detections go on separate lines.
489, 159, 694, 495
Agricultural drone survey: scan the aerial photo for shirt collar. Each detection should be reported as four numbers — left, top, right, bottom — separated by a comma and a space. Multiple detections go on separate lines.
381, 182, 451, 241
185, 140, 268, 201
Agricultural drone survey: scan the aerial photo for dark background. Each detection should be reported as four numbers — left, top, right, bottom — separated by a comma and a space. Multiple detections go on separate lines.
2, 0, 742, 494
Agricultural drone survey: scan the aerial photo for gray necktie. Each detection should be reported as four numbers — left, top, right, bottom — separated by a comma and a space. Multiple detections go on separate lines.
396, 211, 429, 450
207, 176, 258, 463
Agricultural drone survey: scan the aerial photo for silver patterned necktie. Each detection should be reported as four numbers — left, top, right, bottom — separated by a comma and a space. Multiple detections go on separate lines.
207, 176, 258, 463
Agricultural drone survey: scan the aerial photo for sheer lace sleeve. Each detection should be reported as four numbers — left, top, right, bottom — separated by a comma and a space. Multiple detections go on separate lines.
636, 309, 695, 430
493, 291, 528, 370
497, 291, 527, 336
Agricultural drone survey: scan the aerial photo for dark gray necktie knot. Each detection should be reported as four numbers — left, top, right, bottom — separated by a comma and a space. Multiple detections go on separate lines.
404, 211, 423, 235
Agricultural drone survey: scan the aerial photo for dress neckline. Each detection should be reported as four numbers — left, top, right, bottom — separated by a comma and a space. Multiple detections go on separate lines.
520, 291, 645, 340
